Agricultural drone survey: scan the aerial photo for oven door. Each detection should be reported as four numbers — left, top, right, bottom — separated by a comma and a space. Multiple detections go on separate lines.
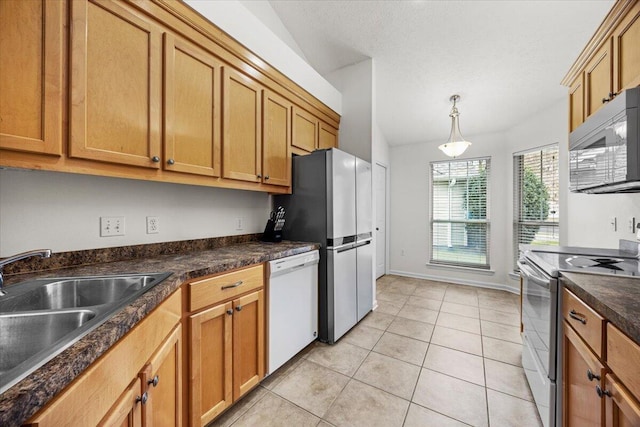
519, 257, 559, 427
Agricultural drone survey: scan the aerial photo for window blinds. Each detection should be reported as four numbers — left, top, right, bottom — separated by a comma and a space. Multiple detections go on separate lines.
513, 145, 559, 269
430, 158, 491, 269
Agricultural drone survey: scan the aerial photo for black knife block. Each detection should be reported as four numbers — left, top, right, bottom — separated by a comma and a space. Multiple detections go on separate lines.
262, 219, 282, 242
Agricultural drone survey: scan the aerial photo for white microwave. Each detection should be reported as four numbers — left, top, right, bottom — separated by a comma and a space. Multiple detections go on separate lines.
569, 87, 639, 193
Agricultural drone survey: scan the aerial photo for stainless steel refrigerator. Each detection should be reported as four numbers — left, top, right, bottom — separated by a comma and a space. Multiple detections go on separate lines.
275, 148, 373, 343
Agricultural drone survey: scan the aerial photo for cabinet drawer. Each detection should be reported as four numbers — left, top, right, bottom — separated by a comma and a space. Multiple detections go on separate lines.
607, 324, 640, 401
188, 264, 264, 311
563, 288, 605, 358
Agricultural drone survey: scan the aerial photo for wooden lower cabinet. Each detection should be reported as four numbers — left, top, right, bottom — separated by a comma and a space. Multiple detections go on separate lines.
24, 290, 182, 426
604, 374, 640, 427
187, 268, 265, 427
563, 320, 606, 427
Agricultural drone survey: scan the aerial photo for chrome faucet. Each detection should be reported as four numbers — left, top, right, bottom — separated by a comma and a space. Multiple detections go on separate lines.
0, 249, 52, 296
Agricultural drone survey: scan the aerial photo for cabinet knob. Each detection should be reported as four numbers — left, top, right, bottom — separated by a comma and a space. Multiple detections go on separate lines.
167, 158, 175, 165
236, 305, 242, 311
151, 156, 160, 163
257, 174, 262, 179
148, 375, 159, 387
264, 175, 270, 180
596, 385, 611, 398
587, 369, 600, 382
136, 392, 149, 405
226, 309, 233, 316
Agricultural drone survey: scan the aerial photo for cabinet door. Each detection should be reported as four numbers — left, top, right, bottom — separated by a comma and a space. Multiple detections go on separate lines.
569, 73, 585, 132
189, 302, 232, 427
222, 67, 262, 183
585, 40, 613, 119
0, 0, 63, 155
70, 0, 162, 168
604, 374, 640, 427
563, 320, 606, 427
232, 289, 265, 401
262, 91, 291, 187
292, 107, 318, 152
612, 1, 640, 93
141, 325, 182, 427
318, 122, 338, 150
98, 378, 143, 427
164, 34, 221, 177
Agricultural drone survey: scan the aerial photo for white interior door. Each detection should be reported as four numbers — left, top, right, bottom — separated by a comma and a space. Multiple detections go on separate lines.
375, 163, 387, 278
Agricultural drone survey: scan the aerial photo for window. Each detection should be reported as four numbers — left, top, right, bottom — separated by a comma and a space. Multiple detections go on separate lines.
513, 145, 559, 269
430, 158, 490, 269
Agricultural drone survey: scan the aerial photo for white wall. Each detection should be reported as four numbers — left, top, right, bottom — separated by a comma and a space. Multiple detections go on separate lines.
0, 169, 269, 256
325, 59, 374, 162
389, 132, 514, 290
185, 0, 341, 114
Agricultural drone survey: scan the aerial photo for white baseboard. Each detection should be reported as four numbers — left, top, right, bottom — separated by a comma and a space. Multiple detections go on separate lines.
387, 269, 520, 295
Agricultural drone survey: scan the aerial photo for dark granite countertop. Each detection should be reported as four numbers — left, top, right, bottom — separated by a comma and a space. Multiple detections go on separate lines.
0, 240, 319, 426
561, 271, 640, 345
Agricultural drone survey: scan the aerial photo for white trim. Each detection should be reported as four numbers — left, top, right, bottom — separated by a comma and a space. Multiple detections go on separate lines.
508, 271, 521, 281
513, 142, 559, 157
389, 269, 520, 295
426, 262, 495, 275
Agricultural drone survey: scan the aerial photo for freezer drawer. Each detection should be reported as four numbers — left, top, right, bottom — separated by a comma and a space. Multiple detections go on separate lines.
327, 245, 357, 342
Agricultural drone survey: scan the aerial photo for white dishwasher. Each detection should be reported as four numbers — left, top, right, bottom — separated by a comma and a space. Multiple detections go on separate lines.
267, 250, 319, 375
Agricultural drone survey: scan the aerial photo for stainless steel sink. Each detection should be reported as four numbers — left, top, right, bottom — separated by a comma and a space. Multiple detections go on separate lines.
0, 272, 172, 393
0, 310, 95, 375
0, 275, 162, 312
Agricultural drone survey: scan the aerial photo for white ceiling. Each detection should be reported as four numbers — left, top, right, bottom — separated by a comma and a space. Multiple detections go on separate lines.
266, 0, 614, 146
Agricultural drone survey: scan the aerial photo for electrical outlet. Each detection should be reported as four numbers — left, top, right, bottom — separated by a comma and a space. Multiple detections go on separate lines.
610, 216, 617, 232
235, 217, 243, 231
146, 216, 159, 234
100, 216, 125, 237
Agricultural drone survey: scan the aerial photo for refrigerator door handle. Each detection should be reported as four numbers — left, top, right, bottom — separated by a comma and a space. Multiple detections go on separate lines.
327, 242, 355, 251
353, 239, 372, 248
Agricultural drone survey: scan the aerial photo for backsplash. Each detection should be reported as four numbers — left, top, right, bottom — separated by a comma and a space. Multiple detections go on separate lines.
2, 234, 261, 277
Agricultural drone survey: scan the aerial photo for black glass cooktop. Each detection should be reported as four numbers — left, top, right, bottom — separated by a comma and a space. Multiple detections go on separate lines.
531, 251, 640, 277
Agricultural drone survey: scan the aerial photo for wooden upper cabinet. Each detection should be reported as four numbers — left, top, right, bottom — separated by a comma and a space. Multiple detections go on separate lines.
222, 67, 262, 183
262, 91, 291, 187
164, 34, 221, 177
569, 73, 585, 132
69, 0, 162, 168
318, 122, 338, 149
613, 1, 640, 94
0, 0, 63, 155
585, 40, 613, 119
292, 106, 318, 152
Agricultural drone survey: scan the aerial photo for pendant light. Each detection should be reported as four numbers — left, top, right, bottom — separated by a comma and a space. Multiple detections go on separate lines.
438, 94, 471, 158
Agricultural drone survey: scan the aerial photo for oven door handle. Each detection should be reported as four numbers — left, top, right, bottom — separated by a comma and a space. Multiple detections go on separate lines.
518, 262, 550, 290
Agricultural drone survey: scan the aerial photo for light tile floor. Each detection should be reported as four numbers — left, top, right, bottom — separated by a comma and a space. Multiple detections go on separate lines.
210, 275, 543, 427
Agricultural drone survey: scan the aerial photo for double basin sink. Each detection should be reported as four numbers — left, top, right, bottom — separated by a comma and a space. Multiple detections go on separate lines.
0, 272, 172, 394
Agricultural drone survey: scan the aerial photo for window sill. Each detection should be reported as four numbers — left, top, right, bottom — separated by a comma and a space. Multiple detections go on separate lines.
426, 262, 495, 275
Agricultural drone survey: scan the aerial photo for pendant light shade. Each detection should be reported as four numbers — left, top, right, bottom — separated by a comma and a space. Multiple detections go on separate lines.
438, 94, 471, 158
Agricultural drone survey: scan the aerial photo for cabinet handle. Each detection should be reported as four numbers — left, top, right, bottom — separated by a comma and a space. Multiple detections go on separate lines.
226, 309, 233, 315
151, 156, 160, 163
602, 92, 618, 104
569, 310, 587, 324
136, 392, 149, 405
596, 385, 611, 398
236, 305, 242, 311
221, 280, 243, 290
587, 369, 600, 382
167, 158, 175, 165
148, 375, 159, 387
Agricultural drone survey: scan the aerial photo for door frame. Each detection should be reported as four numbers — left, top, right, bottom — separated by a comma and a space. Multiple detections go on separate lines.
374, 161, 389, 278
